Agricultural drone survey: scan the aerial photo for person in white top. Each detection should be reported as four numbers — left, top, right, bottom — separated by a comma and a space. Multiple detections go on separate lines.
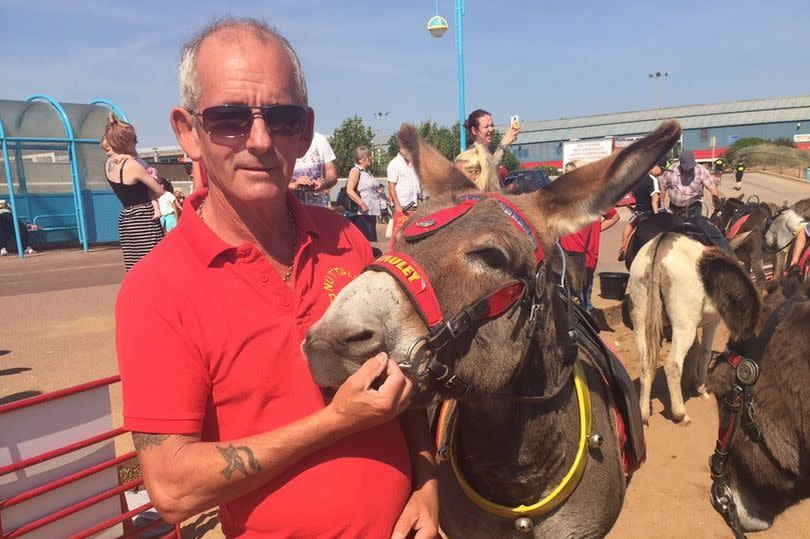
386, 149, 421, 214
157, 178, 183, 232
289, 132, 338, 207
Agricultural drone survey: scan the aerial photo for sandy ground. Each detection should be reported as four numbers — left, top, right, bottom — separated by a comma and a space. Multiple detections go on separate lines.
2, 171, 809, 537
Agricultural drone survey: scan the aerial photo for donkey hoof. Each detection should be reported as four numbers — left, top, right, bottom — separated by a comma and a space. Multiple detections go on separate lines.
698, 386, 711, 400
675, 415, 692, 427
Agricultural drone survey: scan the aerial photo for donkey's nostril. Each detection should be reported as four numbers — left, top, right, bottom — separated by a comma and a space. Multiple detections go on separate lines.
344, 329, 375, 343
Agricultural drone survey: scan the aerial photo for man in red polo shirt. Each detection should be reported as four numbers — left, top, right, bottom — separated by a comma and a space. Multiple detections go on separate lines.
115, 18, 438, 538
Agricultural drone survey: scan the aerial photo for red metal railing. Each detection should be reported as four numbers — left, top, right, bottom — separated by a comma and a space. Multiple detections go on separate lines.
0, 376, 180, 538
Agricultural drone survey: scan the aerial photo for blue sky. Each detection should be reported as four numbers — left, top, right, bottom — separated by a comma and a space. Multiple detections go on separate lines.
3, 0, 809, 147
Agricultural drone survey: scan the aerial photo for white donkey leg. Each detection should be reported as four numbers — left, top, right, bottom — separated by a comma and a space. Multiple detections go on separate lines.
634, 324, 653, 425
696, 321, 719, 399
665, 322, 698, 425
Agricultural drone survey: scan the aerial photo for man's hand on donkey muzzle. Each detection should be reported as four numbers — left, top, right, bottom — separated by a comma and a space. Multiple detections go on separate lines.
325, 352, 413, 434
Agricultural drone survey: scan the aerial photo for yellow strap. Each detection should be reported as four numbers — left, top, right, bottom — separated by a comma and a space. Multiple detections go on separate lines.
447, 360, 592, 519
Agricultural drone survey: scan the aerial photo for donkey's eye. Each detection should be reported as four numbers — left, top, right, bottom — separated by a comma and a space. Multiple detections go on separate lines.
468, 246, 510, 270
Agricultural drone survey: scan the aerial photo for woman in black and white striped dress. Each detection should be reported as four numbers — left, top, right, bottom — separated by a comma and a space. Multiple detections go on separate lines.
103, 115, 165, 271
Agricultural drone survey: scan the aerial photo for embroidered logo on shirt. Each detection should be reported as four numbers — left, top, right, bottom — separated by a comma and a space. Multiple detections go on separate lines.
323, 266, 356, 302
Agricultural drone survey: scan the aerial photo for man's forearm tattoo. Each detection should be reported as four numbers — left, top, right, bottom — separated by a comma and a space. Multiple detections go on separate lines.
217, 444, 261, 480
133, 433, 170, 451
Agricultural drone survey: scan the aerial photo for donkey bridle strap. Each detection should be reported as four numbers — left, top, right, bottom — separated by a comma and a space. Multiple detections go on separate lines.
709, 298, 799, 539
404, 193, 545, 264
367, 252, 526, 344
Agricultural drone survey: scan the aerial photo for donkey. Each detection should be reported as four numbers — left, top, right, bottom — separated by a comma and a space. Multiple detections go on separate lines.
626, 233, 723, 426
698, 251, 810, 536
304, 120, 681, 538
764, 198, 810, 276
710, 195, 775, 283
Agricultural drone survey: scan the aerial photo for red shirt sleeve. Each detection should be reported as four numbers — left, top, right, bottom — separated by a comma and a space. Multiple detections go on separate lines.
560, 230, 587, 253
116, 269, 211, 434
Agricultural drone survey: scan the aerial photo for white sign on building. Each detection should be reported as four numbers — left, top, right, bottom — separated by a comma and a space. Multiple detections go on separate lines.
794, 134, 810, 143
562, 139, 614, 167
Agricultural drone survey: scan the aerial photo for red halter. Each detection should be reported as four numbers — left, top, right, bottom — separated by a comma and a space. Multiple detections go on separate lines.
367, 193, 544, 329
401, 193, 544, 264
363, 194, 546, 393
368, 252, 525, 332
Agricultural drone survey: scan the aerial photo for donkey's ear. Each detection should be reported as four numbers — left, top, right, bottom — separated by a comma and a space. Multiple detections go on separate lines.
698, 249, 761, 341
527, 120, 681, 238
396, 124, 477, 195
728, 230, 752, 250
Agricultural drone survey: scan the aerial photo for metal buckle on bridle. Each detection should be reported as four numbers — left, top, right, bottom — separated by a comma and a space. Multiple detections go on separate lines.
553, 242, 578, 344
735, 358, 759, 386
735, 358, 762, 442
708, 350, 762, 539
399, 337, 431, 376
710, 446, 748, 539
710, 479, 747, 539
399, 334, 470, 394
710, 479, 733, 514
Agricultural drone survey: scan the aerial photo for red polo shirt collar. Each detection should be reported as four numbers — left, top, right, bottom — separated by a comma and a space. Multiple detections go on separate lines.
182, 188, 320, 267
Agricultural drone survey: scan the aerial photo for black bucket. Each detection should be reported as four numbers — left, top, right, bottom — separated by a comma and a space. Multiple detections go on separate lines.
599, 272, 629, 300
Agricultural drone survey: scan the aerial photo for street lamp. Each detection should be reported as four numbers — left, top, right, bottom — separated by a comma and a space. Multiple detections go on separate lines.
428, 0, 466, 152
648, 71, 669, 119
427, 15, 448, 38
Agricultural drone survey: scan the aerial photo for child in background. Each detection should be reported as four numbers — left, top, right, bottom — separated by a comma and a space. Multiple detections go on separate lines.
157, 178, 182, 232
173, 188, 185, 206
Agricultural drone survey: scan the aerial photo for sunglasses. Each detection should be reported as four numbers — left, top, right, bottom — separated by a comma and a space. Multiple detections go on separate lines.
191, 104, 307, 139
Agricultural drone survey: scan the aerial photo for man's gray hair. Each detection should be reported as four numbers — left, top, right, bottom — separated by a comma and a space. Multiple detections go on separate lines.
178, 17, 308, 112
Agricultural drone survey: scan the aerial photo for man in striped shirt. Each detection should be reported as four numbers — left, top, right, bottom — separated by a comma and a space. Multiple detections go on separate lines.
659, 150, 720, 219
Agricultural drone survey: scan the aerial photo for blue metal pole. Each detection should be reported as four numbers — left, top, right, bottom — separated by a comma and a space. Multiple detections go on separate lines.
67, 140, 88, 250
89, 99, 130, 122
455, 0, 466, 152
27, 95, 89, 251
5, 137, 100, 143
14, 143, 33, 234
1, 139, 25, 258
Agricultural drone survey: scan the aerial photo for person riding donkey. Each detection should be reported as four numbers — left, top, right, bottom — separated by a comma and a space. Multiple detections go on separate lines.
618, 160, 666, 261
660, 150, 720, 220
785, 222, 810, 279
620, 152, 733, 271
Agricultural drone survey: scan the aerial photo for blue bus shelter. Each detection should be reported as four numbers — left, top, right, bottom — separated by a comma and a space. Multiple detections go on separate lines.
0, 96, 129, 257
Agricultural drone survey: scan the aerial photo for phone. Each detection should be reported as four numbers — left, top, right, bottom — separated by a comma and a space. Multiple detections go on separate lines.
510, 114, 520, 130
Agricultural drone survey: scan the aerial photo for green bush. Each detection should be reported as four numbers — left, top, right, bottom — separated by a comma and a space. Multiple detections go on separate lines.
727, 143, 810, 169
724, 136, 797, 165
772, 137, 795, 148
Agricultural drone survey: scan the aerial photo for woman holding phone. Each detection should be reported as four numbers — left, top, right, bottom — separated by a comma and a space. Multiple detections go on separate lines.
461, 109, 520, 191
